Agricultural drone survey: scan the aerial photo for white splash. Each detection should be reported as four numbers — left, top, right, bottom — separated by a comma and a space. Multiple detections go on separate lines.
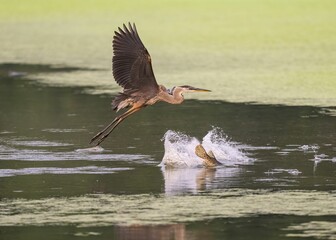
75, 146, 105, 153
265, 168, 302, 176
202, 128, 253, 166
160, 130, 202, 167
298, 144, 320, 152
160, 128, 253, 167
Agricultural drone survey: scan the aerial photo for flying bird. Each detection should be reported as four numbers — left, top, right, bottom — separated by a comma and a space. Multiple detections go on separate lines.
90, 23, 210, 146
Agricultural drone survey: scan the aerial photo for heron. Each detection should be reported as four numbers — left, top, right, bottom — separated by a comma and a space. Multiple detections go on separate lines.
90, 23, 211, 146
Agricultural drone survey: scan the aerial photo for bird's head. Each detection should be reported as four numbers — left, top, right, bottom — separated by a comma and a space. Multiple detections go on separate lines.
177, 85, 211, 93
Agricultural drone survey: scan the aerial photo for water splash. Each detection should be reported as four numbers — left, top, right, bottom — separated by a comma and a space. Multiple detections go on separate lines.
160, 128, 252, 167
75, 146, 105, 153
265, 169, 302, 176
298, 144, 320, 152
202, 127, 253, 166
160, 130, 202, 167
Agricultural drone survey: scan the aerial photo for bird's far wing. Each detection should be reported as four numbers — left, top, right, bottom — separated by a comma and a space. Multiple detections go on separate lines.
112, 23, 159, 91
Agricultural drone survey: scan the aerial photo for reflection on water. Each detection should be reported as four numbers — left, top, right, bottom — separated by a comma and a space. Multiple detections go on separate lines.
0, 63, 336, 239
162, 167, 241, 195
115, 224, 187, 240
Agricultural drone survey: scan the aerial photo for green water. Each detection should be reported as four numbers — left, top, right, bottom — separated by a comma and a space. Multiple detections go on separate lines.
0, 1, 336, 239
0, 64, 336, 239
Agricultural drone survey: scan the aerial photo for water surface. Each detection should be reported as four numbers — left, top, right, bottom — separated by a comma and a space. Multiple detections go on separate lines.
0, 64, 335, 239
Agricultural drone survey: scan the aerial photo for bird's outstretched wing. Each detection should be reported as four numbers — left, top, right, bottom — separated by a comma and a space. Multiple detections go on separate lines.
112, 23, 159, 91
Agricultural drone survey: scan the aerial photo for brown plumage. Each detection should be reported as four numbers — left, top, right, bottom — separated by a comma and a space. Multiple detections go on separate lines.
195, 144, 222, 167
90, 23, 210, 146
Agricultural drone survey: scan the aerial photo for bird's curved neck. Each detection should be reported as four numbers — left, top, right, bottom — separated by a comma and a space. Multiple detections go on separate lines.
158, 86, 184, 104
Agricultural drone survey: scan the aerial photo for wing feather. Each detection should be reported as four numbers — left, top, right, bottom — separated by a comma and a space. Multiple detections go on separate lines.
112, 23, 159, 91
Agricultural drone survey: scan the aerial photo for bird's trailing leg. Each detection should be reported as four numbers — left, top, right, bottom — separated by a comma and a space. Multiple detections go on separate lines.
90, 106, 141, 146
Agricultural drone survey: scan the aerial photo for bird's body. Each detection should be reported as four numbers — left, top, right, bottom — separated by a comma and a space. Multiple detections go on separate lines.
112, 84, 183, 112
90, 23, 210, 146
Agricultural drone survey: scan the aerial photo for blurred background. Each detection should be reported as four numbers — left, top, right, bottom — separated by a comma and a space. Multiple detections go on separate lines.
1, 0, 335, 105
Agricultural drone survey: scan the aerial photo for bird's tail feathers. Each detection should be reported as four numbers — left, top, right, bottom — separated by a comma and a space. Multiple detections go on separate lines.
112, 92, 130, 111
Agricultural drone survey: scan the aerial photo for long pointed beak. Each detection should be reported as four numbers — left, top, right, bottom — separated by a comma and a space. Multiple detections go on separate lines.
191, 87, 211, 92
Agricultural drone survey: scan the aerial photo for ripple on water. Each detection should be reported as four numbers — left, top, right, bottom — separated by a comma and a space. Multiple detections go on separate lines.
42, 128, 87, 133
0, 166, 133, 177
0, 144, 152, 163
284, 221, 336, 239
9, 140, 73, 147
